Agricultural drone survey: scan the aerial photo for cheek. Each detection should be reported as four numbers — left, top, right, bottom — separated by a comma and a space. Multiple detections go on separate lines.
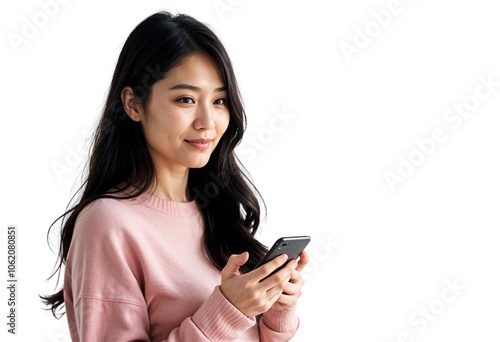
163, 115, 189, 137
151, 110, 189, 139
218, 112, 230, 135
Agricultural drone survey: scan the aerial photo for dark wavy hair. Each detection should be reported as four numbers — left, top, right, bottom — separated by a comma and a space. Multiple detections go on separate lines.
41, 11, 267, 318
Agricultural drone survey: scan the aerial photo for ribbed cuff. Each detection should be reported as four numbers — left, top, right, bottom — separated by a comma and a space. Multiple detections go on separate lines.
262, 306, 299, 332
192, 286, 256, 341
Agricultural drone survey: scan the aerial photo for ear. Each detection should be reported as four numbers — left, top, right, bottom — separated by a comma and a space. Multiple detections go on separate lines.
120, 86, 143, 122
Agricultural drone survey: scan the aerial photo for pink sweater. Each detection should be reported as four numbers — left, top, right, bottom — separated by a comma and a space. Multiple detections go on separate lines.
63, 185, 299, 341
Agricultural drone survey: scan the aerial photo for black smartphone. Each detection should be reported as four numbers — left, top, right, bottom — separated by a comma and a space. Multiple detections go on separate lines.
254, 236, 311, 280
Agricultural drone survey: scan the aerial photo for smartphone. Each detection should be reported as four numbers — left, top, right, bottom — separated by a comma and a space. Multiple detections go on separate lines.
254, 236, 311, 280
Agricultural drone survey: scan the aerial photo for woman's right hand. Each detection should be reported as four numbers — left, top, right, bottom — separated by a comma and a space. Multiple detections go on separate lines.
220, 252, 298, 317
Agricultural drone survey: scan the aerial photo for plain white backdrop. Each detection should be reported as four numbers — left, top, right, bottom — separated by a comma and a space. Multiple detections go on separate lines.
1, 0, 499, 341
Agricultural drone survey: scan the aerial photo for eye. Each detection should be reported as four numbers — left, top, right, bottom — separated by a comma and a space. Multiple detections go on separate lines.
177, 97, 194, 104
214, 98, 226, 106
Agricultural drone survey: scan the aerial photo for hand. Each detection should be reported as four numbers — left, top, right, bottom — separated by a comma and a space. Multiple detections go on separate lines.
220, 252, 298, 317
270, 251, 309, 311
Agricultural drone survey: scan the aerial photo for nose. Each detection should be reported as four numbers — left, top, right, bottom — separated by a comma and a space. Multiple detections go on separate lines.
194, 101, 215, 130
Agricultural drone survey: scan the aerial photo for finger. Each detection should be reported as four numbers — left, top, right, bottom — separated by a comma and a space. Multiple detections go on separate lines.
281, 279, 302, 296
222, 252, 249, 277
277, 281, 303, 303
266, 275, 293, 302
254, 253, 289, 280
269, 292, 281, 304
287, 270, 302, 284
275, 292, 298, 308
260, 259, 297, 288
295, 251, 310, 272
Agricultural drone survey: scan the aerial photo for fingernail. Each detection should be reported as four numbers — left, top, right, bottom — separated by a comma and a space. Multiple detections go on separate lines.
281, 254, 288, 262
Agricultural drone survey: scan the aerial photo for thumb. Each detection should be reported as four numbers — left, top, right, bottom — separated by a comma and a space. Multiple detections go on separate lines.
223, 252, 249, 277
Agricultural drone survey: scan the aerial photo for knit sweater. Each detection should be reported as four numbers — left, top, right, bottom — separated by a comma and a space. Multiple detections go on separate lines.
63, 185, 299, 341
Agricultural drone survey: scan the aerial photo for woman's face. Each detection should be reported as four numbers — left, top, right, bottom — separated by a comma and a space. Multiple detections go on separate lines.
124, 54, 230, 172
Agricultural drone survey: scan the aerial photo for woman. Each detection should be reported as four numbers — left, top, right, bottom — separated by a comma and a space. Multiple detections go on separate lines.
42, 11, 309, 341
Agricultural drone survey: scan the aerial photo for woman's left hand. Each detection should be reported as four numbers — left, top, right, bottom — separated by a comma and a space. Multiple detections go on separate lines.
270, 250, 309, 311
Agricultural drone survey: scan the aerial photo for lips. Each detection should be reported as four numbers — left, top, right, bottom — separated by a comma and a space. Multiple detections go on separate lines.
184, 138, 213, 151
185, 138, 212, 144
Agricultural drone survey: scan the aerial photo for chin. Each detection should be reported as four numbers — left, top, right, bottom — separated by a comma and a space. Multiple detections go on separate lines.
185, 157, 211, 169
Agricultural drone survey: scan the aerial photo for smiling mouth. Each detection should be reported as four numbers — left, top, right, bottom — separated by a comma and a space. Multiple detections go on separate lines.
184, 139, 212, 151
185, 139, 212, 144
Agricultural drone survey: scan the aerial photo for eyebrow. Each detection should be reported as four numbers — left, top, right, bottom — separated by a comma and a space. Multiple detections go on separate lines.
169, 83, 227, 93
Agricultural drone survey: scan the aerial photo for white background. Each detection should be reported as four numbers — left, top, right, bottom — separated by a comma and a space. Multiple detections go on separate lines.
1, 0, 499, 341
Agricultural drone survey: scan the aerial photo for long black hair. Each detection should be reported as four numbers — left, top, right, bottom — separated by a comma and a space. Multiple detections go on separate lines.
41, 11, 267, 318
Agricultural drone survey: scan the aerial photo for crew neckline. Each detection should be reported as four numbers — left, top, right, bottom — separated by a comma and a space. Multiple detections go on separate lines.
116, 182, 200, 217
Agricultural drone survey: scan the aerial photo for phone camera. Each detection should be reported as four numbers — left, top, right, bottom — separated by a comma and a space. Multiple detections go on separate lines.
279, 242, 289, 249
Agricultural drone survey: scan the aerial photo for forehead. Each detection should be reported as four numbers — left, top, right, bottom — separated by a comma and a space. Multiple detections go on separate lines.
160, 54, 226, 88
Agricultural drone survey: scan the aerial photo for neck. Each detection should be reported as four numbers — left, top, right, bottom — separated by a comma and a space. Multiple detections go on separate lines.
134, 161, 190, 202
152, 168, 190, 202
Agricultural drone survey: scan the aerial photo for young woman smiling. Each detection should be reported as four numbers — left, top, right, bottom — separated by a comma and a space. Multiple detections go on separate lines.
42, 11, 309, 341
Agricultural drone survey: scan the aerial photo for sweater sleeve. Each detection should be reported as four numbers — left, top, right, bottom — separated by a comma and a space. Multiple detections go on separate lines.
64, 200, 257, 341
71, 287, 256, 341
258, 306, 300, 341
